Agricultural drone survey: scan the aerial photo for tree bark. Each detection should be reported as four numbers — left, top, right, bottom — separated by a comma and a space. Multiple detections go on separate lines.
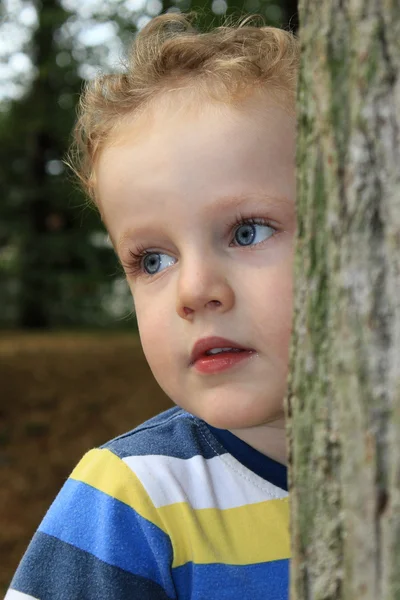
286, 1, 400, 599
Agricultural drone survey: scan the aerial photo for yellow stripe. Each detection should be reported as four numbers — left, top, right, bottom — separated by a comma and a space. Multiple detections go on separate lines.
69, 448, 166, 533
70, 448, 290, 567
161, 497, 290, 567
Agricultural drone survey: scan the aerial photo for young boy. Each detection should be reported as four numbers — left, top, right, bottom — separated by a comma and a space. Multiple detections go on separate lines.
6, 13, 298, 600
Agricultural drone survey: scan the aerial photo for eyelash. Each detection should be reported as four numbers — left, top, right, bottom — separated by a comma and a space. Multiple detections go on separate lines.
121, 215, 276, 278
123, 244, 155, 278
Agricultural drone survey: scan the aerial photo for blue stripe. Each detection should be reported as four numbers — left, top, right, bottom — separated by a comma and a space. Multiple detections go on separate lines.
103, 408, 223, 460
172, 559, 289, 600
10, 531, 174, 600
37, 478, 175, 597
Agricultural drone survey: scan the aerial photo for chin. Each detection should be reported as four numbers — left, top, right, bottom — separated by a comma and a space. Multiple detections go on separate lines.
190, 395, 283, 431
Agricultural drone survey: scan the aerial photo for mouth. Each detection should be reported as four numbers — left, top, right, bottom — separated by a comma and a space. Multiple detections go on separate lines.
190, 336, 256, 374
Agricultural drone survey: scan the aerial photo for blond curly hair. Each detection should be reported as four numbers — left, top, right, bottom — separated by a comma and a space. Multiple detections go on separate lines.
68, 12, 299, 205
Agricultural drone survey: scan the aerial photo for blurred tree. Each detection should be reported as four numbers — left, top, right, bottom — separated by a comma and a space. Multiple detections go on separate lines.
10, 0, 82, 328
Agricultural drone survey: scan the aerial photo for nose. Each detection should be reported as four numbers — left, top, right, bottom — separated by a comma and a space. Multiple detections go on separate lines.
176, 253, 235, 320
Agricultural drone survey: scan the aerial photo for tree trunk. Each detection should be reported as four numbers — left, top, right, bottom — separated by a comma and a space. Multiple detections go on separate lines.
18, 0, 73, 329
286, 1, 400, 599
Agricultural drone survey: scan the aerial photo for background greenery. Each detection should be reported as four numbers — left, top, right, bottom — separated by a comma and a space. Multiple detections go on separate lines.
0, 0, 298, 331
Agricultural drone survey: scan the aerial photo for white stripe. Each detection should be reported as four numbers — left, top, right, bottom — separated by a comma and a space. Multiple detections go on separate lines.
123, 453, 287, 509
4, 591, 39, 600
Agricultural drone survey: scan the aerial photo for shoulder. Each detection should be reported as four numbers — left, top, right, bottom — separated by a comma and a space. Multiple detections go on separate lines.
88, 407, 234, 514
67, 407, 227, 514
101, 406, 223, 461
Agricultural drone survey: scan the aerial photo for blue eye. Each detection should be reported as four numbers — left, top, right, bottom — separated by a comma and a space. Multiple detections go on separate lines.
234, 221, 275, 246
143, 252, 175, 275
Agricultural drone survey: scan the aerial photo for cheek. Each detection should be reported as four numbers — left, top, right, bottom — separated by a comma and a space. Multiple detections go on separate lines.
135, 294, 172, 371
250, 263, 294, 351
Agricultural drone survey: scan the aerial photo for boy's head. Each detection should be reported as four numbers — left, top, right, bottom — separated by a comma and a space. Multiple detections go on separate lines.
70, 13, 299, 431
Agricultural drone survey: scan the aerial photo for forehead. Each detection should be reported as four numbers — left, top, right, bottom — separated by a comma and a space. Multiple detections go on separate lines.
99, 86, 294, 157
97, 93, 295, 176
96, 93, 296, 247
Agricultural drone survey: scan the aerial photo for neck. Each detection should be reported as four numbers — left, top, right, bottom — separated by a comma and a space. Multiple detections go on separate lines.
229, 417, 287, 465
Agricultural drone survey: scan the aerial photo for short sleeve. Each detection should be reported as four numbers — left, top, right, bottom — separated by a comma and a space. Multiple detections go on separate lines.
5, 448, 176, 600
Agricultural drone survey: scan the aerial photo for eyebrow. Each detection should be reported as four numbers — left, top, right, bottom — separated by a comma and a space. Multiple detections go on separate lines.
208, 192, 291, 213
116, 192, 291, 254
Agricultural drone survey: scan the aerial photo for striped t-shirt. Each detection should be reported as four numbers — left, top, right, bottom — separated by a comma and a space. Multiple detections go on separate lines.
6, 407, 290, 599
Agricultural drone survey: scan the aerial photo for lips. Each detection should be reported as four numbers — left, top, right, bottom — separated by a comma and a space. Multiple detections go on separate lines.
190, 336, 254, 365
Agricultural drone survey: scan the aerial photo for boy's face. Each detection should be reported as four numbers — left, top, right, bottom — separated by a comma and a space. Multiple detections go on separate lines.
96, 93, 296, 430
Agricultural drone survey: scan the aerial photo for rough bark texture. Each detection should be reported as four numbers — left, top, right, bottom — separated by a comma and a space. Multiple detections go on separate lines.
286, 1, 400, 599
